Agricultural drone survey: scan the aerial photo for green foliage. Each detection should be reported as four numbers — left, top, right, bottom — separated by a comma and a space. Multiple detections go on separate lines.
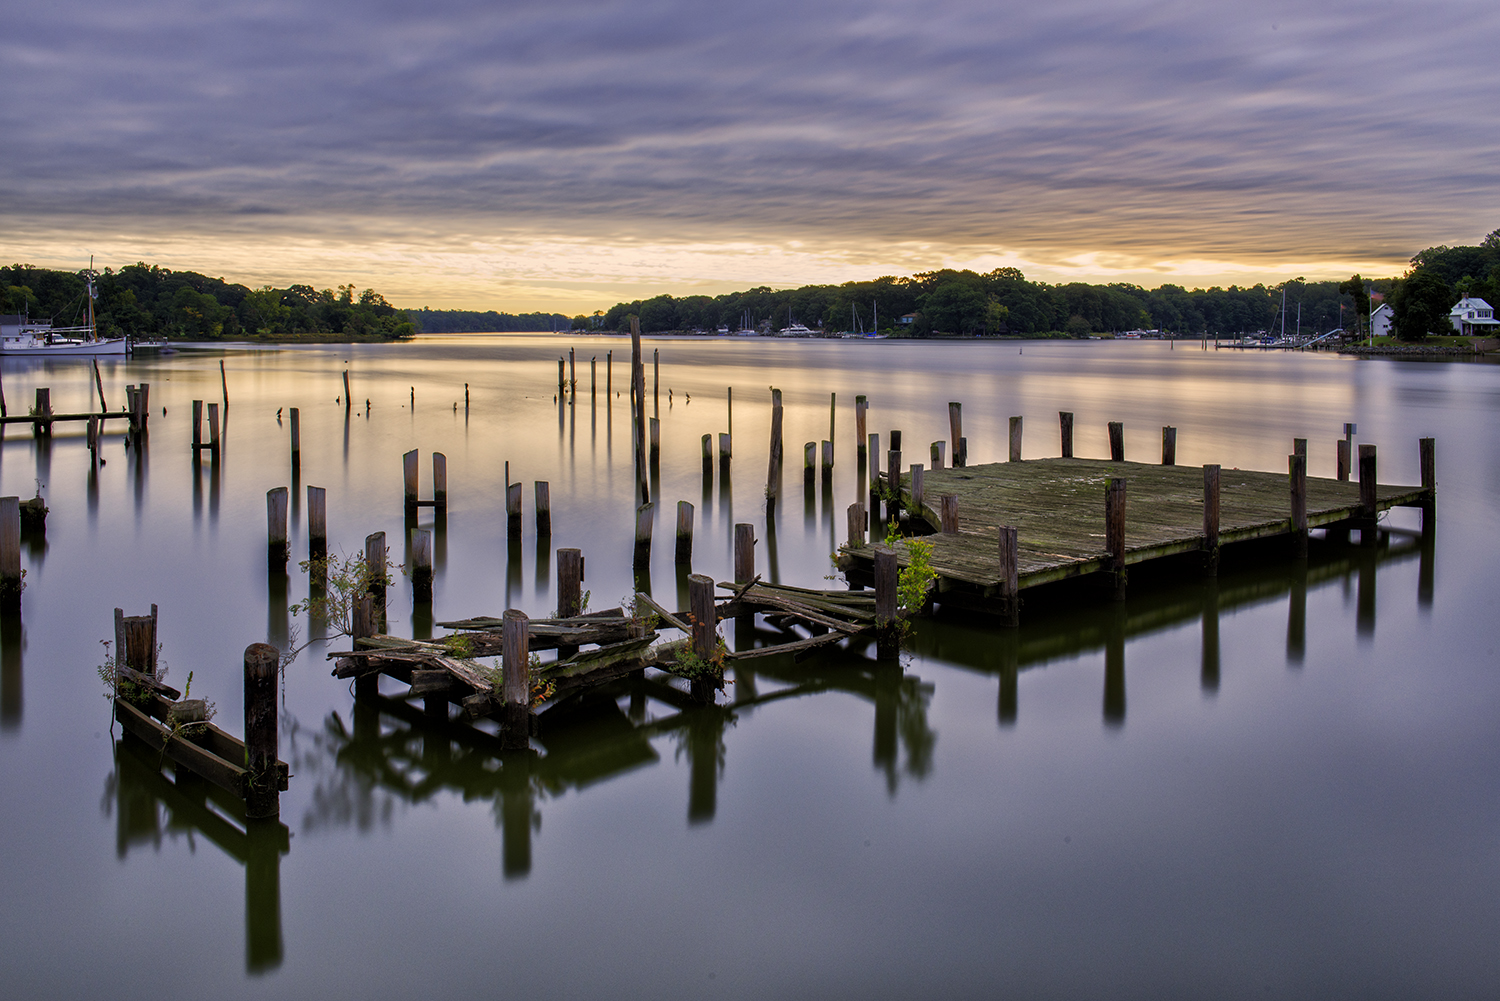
441, 633, 475, 659
290, 551, 393, 642
672, 636, 727, 679
1391, 269, 1456, 342
897, 538, 937, 619
407, 307, 574, 333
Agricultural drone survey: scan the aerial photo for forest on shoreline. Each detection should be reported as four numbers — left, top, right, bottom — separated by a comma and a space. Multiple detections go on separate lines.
5, 230, 1496, 341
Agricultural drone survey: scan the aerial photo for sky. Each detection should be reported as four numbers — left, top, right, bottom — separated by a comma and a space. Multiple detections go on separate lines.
4, 0, 1498, 313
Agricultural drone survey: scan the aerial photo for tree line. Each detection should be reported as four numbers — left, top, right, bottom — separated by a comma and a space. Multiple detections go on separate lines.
0, 262, 416, 340
591, 269, 1389, 338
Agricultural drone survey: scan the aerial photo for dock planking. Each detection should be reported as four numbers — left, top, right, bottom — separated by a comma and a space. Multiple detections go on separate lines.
843, 456, 1429, 600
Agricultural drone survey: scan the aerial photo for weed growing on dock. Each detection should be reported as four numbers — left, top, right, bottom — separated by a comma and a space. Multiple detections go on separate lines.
290, 551, 394, 641
897, 538, 936, 619
441, 633, 475, 659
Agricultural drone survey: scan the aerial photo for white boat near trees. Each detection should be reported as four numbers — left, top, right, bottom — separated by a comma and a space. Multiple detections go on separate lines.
1, 264, 128, 356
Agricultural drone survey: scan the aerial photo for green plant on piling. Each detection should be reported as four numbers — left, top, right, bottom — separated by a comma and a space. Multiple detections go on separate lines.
440, 632, 475, 659
289, 550, 394, 641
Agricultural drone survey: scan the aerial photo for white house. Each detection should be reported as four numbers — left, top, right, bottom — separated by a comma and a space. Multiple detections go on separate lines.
1371, 303, 1393, 339
1448, 297, 1498, 336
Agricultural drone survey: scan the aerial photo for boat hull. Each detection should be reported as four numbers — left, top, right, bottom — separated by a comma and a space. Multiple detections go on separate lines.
0, 338, 130, 357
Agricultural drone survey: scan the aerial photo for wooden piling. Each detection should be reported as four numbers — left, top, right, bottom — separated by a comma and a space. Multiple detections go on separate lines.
1289, 453, 1308, 558
87, 415, 98, 460
688, 573, 718, 703
821, 440, 833, 474
1419, 436, 1436, 530
633, 503, 653, 568
591, 357, 596, 400
433, 453, 447, 509
1009, 417, 1023, 462
557, 548, 583, 620
1105, 477, 1127, 599
501, 610, 530, 750
718, 433, 731, 460
244, 643, 281, 818
506, 482, 523, 540
307, 486, 327, 560
411, 529, 434, 602
219, 359, 229, 410
939, 494, 959, 534
403, 449, 419, 512
948, 403, 962, 465
353, 593, 376, 696
192, 400, 203, 450
804, 442, 817, 485
869, 433, 881, 483
874, 548, 899, 659
1060, 411, 1074, 458
1162, 426, 1176, 465
652, 347, 659, 414
957, 437, 967, 468
95, 359, 108, 413
266, 488, 289, 568
847, 502, 866, 547
890, 429, 902, 451
649, 417, 660, 460
828, 393, 836, 464
887, 450, 902, 502
997, 526, 1019, 627
701, 434, 713, 475
572, 347, 578, 396
0, 497, 21, 602
1358, 444, 1378, 545
630, 317, 648, 503
33, 388, 51, 436
1336, 439, 1351, 481
115, 605, 159, 674
765, 389, 784, 501
1202, 464, 1220, 576
1108, 422, 1124, 462
289, 408, 300, 470
911, 463, 925, 508
855, 396, 868, 455
1293, 437, 1307, 459
675, 501, 694, 564
734, 523, 756, 583
534, 481, 551, 536
558, 357, 566, 396
343, 371, 351, 410
606, 350, 613, 396
930, 441, 945, 469
207, 403, 221, 452
365, 532, 387, 621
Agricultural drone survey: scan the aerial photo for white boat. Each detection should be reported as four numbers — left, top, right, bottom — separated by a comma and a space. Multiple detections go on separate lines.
0, 264, 129, 356
777, 323, 817, 337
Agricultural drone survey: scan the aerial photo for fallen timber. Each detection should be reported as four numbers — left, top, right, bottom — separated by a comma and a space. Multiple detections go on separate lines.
328, 583, 878, 727
840, 454, 1433, 614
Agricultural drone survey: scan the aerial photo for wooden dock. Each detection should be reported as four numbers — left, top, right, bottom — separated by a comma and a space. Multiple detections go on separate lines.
841, 456, 1431, 611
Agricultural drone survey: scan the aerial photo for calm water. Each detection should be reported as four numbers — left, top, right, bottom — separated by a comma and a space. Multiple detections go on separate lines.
0, 336, 1496, 999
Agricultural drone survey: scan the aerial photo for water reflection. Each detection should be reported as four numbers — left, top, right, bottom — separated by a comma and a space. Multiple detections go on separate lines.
0, 608, 21, 729
105, 733, 290, 974
915, 529, 1425, 725
302, 643, 937, 870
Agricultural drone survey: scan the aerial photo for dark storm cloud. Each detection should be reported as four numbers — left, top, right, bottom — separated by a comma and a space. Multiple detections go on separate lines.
5, 0, 1498, 267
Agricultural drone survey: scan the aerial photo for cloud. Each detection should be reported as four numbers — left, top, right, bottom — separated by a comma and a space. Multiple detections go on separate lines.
4, 0, 1498, 307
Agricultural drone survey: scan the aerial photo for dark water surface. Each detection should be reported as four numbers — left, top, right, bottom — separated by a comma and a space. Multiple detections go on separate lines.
0, 336, 1496, 999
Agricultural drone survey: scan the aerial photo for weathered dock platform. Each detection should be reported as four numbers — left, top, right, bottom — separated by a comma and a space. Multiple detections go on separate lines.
842, 456, 1431, 611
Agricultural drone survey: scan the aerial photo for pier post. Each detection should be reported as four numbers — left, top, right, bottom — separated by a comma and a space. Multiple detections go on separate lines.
307, 486, 327, 561
1419, 437, 1436, 533
948, 403, 962, 465
558, 358, 566, 397
501, 610, 531, 750
874, 548, 899, 659
630, 317, 648, 504
734, 523, 756, 583
557, 548, 583, 617
957, 437, 967, 468
1108, 422, 1124, 462
365, 532, 387, 626
1336, 440, 1351, 481
890, 429, 902, 452
137, 384, 149, 434
535, 481, 551, 537
1289, 453, 1308, 559
1358, 444, 1378, 546
803, 442, 817, 486
192, 400, 203, 450
433, 453, 447, 510
911, 464, 925, 510
930, 441, 945, 469
701, 434, 713, 477
633, 503, 653, 568
869, 434, 881, 483
352, 595, 376, 696
1162, 426, 1176, 465
506, 482, 523, 540
403, 449, 419, 514
411, 528, 433, 602
591, 357, 596, 400
1293, 437, 1306, 459
939, 494, 959, 533
1105, 477, 1127, 600
719, 432, 732, 461
855, 396, 868, 456
887, 449, 902, 514
33, 388, 51, 437
828, 393, 836, 464
847, 502, 866, 547
997, 526, 1019, 628
675, 501, 694, 564
652, 348, 658, 415
765, 388, 783, 504
207, 403, 220, 454
606, 351, 612, 397
219, 359, 229, 410
1009, 417, 1023, 462
1202, 465, 1221, 576
266, 488, 288, 570
649, 417, 660, 461
343, 371, 351, 410
289, 408, 300, 473
244, 643, 281, 819
821, 440, 833, 476
5, 497, 28, 602
688, 573, 719, 704
1060, 411, 1074, 458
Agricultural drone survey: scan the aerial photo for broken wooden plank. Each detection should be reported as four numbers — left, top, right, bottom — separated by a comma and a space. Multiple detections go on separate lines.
726, 630, 847, 660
